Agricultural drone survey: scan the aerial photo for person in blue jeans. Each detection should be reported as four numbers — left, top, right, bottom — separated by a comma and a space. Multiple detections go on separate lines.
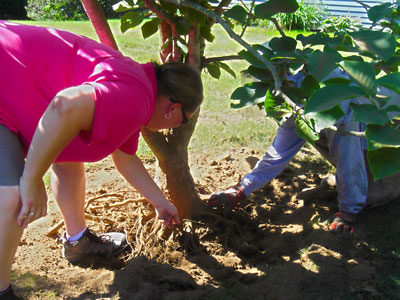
209, 69, 400, 234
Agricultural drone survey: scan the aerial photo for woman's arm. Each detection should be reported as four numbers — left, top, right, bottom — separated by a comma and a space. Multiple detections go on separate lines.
111, 149, 180, 227
18, 84, 95, 227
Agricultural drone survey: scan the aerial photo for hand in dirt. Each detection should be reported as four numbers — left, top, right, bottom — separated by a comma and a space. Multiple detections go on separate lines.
17, 176, 48, 228
329, 212, 356, 234
155, 200, 180, 228
208, 184, 246, 210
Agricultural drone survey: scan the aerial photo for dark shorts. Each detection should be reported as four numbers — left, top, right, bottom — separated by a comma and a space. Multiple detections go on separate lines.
0, 124, 25, 186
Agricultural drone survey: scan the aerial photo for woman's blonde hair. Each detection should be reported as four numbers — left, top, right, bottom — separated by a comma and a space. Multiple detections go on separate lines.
152, 61, 203, 113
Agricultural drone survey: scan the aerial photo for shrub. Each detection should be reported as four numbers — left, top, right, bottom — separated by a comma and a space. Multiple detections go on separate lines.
253, 1, 329, 31
321, 16, 363, 33
25, 0, 120, 21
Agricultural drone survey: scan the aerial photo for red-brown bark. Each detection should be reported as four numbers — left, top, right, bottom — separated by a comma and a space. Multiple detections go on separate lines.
81, 0, 118, 50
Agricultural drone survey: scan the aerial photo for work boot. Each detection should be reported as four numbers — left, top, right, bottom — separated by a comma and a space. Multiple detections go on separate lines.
61, 228, 127, 266
0, 285, 22, 300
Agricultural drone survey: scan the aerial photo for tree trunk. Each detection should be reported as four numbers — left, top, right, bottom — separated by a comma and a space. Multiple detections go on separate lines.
141, 110, 204, 219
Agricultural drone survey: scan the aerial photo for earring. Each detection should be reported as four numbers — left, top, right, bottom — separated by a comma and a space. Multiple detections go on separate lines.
164, 112, 171, 119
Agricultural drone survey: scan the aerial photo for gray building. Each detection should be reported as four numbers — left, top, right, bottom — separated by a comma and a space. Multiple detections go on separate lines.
304, 0, 396, 26
234, 0, 397, 26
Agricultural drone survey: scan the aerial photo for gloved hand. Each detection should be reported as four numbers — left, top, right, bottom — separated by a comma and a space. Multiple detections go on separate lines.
208, 184, 246, 210
329, 211, 356, 234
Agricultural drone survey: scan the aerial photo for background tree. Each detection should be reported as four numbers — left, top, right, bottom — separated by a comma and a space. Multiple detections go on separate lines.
0, 0, 27, 19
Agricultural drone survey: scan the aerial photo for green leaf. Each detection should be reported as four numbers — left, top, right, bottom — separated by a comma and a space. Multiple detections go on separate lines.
255, 0, 299, 19
300, 75, 320, 98
141, 18, 161, 39
187, 7, 207, 24
216, 62, 236, 78
269, 36, 297, 52
206, 62, 221, 79
297, 33, 326, 47
295, 118, 319, 144
343, 55, 364, 62
246, 66, 273, 81
160, 37, 171, 50
238, 49, 265, 69
305, 85, 365, 114
282, 86, 306, 104
376, 73, 400, 95
322, 77, 351, 86
177, 38, 188, 54
340, 61, 377, 95
160, 2, 177, 14
349, 31, 396, 61
176, 17, 191, 35
231, 82, 268, 108
224, 5, 248, 24
367, 147, 400, 180
254, 44, 274, 58
385, 105, 400, 114
311, 105, 345, 132
350, 103, 389, 125
366, 124, 400, 150
368, 2, 392, 24
264, 89, 277, 112
266, 104, 291, 122
113, 1, 133, 13
271, 52, 301, 60
305, 48, 342, 81
120, 11, 145, 33
200, 25, 215, 42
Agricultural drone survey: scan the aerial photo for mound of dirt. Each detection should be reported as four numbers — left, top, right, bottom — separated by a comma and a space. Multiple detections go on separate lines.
13, 147, 392, 299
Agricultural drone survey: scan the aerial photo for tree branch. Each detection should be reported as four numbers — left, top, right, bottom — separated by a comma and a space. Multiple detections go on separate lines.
328, 125, 365, 137
213, 0, 233, 19
270, 18, 286, 37
353, 0, 370, 12
240, 0, 256, 38
142, 0, 175, 25
203, 55, 242, 65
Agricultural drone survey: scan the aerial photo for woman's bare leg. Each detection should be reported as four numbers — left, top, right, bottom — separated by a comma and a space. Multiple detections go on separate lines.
0, 186, 23, 290
51, 162, 86, 236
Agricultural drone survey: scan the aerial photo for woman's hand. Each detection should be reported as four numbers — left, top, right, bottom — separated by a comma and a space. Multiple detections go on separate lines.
17, 176, 48, 228
154, 200, 180, 228
112, 151, 181, 228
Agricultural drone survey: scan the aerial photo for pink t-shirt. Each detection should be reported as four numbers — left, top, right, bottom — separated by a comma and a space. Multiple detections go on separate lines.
0, 21, 156, 162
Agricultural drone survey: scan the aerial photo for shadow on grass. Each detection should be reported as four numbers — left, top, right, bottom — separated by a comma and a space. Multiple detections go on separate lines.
11, 270, 63, 299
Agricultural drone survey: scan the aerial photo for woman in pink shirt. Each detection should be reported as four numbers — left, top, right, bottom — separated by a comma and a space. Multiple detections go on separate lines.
0, 21, 203, 299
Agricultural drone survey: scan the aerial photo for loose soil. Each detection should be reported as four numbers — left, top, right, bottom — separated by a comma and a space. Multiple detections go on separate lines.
13, 146, 398, 299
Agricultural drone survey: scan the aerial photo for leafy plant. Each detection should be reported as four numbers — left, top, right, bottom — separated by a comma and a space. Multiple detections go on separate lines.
25, 0, 120, 21
271, 0, 329, 31
228, 1, 400, 181
322, 16, 362, 33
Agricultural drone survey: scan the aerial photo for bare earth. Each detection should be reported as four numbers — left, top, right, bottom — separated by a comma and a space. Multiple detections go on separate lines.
13, 146, 398, 299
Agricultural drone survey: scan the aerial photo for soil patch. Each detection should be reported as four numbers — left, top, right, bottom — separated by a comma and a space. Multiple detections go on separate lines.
13, 147, 399, 299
